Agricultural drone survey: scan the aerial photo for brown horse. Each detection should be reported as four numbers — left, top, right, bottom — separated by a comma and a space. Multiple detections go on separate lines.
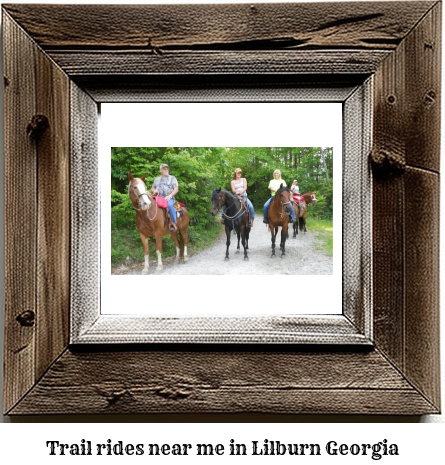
128, 172, 190, 273
291, 192, 317, 237
268, 184, 292, 258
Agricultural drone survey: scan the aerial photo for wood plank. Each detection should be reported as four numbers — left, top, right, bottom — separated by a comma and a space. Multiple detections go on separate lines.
404, 2, 441, 172
47, 50, 390, 76
3, 3, 435, 50
8, 349, 438, 415
404, 168, 440, 409
35, 42, 71, 380
2, 12, 37, 414
70, 83, 99, 339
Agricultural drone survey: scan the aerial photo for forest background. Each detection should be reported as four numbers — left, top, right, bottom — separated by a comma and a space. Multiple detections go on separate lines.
111, 147, 333, 265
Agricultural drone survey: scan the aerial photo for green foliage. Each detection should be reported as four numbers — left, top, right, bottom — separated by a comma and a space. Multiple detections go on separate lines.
309, 218, 333, 257
110, 147, 334, 264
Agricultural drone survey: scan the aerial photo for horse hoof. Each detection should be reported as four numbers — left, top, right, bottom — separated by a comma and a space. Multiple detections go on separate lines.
142, 269, 149, 275
236, 250, 240, 254
183, 255, 189, 262
244, 256, 249, 261
156, 265, 163, 271
281, 254, 285, 259
225, 257, 229, 261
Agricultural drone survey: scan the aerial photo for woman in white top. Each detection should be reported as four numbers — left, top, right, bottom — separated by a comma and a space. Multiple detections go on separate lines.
291, 179, 300, 194
231, 168, 254, 226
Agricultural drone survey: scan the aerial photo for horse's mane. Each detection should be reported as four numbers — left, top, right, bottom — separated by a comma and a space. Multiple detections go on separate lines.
220, 189, 238, 203
277, 185, 291, 195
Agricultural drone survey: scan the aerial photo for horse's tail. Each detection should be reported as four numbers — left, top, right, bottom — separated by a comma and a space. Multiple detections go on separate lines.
299, 216, 305, 232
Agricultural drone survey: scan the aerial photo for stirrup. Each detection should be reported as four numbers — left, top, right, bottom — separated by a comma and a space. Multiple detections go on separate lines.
169, 223, 177, 232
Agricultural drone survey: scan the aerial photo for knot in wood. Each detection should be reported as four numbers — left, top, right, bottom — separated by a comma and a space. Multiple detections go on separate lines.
27, 114, 49, 140
424, 90, 436, 105
16, 310, 35, 327
370, 148, 405, 177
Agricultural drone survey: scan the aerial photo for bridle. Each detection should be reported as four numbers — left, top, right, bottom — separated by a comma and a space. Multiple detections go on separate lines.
273, 189, 291, 219
214, 191, 243, 219
128, 181, 158, 220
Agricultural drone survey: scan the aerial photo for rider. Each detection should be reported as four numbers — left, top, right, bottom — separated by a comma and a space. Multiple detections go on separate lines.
231, 168, 254, 227
291, 179, 300, 195
263, 169, 296, 224
151, 163, 179, 232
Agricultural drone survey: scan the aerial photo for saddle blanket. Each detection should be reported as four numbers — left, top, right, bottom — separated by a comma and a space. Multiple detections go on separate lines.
153, 196, 186, 211
293, 195, 303, 204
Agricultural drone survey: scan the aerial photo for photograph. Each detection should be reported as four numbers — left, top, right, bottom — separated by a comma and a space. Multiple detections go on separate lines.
111, 147, 333, 276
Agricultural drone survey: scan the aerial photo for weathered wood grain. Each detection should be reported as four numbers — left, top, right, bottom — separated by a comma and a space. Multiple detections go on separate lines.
2, 3, 435, 50
70, 83, 100, 339
404, 167, 440, 408
35, 37, 71, 382
404, 2, 441, 172
8, 349, 438, 415
3, 12, 38, 414
47, 50, 390, 76
371, 2, 441, 412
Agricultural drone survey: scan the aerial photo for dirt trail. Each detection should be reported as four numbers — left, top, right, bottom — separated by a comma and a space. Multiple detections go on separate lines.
113, 221, 333, 275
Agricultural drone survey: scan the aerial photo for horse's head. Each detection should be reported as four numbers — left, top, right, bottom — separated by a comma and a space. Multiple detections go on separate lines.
276, 184, 292, 214
210, 188, 223, 216
305, 192, 318, 206
128, 172, 151, 211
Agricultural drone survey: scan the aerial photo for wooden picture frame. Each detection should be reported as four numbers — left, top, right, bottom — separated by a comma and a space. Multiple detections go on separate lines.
3, 2, 440, 415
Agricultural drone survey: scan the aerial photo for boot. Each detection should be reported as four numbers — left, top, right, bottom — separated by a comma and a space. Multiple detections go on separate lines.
288, 216, 294, 223
249, 218, 254, 227
263, 217, 269, 224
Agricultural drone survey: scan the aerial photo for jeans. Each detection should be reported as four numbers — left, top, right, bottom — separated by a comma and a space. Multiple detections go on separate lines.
264, 196, 296, 221
246, 198, 255, 219
168, 198, 177, 224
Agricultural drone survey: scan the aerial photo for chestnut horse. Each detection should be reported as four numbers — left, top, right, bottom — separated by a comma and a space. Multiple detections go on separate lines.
128, 173, 190, 273
292, 192, 318, 237
210, 188, 250, 260
268, 184, 292, 258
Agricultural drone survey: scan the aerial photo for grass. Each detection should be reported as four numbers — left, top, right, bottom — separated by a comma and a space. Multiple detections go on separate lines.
308, 218, 333, 257
111, 219, 223, 267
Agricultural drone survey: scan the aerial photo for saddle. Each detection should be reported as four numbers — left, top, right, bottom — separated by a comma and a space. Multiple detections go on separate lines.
153, 196, 185, 228
293, 194, 303, 204
238, 196, 252, 227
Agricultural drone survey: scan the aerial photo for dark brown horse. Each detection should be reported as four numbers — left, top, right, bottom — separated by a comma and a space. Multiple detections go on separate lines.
291, 192, 318, 237
128, 173, 190, 273
210, 188, 250, 260
268, 184, 292, 258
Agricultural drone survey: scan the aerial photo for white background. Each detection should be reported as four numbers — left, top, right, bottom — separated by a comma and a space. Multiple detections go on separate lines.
0, 0, 444, 459
101, 102, 342, 316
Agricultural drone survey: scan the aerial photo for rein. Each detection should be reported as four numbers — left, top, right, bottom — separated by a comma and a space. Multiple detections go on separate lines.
270, 190, 291, 224
216, 192, 246, 231
129, 182, 158, 220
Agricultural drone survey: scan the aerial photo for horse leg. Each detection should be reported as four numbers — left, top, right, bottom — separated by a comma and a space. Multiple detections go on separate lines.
180, 216, 189, 262
138, 231, 150, 274
170, 230, 181, 262
236, 229, 241, 253
155, 233, 163, 271
270, 226, 277, 258
281, 227, 287, 258
225, 226, 231, 260
241, 225, 248, 261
